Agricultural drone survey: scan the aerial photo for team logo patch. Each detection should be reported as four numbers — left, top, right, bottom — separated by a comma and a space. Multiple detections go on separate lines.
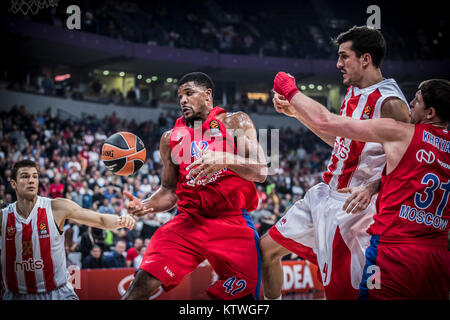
208, 120, 222, 137
209, 120, 219, 129
362, 105, 372, 120
416, 149, 435, 164
7, 226, 16, 237
39, 222, 48, 235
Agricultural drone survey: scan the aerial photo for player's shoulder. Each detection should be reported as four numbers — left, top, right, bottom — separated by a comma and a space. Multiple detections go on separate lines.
160, 129, 174, 147
220, 111, 253, 129
161, 129, 173, 140
377, 79, 407, 100
51, 197, 75, 210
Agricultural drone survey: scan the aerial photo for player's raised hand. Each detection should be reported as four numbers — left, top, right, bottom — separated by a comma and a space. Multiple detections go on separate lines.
124, 191, 154, 217
117, 214, 136, 229
273, 92, 297, 117
273, 72, 299, 102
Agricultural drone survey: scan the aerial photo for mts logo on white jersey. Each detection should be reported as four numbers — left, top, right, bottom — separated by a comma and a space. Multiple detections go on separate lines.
1, 197, 68, 294
334, 138, 350, 161
15, 258, 44, 272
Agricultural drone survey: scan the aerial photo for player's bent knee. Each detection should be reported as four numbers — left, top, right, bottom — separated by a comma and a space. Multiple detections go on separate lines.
121, 269, 162, 300
259, 233, 288, 263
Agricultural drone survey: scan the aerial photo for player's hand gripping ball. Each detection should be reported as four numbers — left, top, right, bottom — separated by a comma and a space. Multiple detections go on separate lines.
101, 132, 146, 176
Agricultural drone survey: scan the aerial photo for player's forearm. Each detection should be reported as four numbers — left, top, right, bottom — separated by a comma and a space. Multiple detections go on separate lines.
290, 92, 336, 135
78, 209, 123, 230
300, 120, 336, 147
142, 186, 178, 214
365, 179, 381, 196
224, 153, 268, 183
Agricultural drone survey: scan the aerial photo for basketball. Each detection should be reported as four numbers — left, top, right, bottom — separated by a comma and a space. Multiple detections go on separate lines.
101, 132, 147, 176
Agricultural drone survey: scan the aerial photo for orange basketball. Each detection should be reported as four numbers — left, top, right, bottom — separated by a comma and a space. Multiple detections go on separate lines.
101, 132, 147, 176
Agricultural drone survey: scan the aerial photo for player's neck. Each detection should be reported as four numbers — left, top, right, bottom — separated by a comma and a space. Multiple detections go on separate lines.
185, 106, 213, 127
357, 69, 383, 89
16, 196, 38, 219
420, 119, 448, 129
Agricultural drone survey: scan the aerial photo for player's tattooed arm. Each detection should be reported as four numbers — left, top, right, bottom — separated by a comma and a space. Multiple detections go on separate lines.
187, 111, 268, 184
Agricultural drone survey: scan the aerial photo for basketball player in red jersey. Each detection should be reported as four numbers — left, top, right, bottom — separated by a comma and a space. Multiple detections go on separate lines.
122, 72, 267, 300
1, 160, 136, 300
260, 26, 411, 300
273, 75, 449, 299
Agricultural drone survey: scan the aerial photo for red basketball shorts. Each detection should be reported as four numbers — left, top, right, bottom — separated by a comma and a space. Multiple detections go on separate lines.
359, 235, 449, 299
139, 211, 262, 300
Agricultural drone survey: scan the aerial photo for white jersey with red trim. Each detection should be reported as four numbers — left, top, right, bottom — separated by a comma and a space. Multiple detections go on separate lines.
1, 196, 68, 294
323, 78, 408, 190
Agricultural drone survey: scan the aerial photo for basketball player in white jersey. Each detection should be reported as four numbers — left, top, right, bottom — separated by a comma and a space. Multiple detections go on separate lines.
1, 160, 136, 300
260, 26, 411, 299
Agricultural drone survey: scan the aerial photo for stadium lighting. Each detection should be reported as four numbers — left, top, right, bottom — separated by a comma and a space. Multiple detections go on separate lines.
300, 85, 307, 90
317, 85, 323, 91
103, 70, 110, 76
119, 72, 125, 77
54, 74, 71, 82
167, 77, 173, 83
151, 76, 158, 81
308, 84, 315, 89
146, 78, 151, 83
137, 74, 143, 80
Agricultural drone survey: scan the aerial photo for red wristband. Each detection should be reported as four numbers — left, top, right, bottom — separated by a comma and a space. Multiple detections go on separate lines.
273, 72, 299, 102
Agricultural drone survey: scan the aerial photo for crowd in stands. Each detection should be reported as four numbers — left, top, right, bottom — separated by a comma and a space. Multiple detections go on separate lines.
0, 104, 330, 268
11, 0, 448, 61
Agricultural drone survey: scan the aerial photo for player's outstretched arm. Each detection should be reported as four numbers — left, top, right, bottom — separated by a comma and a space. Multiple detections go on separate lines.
52, 197, 136, 231
124, 131, 178, 217
273, 72, 410, 145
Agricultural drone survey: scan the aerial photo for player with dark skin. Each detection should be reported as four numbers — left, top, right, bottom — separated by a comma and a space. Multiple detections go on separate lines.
122, 75, 267, 300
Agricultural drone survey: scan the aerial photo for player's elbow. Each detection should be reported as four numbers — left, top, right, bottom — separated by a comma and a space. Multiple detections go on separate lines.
255, 165, 268, 183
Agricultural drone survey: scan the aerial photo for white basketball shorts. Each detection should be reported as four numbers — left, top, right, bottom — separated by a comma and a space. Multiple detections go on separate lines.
269, 182, 376, 299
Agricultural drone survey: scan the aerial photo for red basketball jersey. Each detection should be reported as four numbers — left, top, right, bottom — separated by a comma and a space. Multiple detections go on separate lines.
169, 107, 258, 217
368, 124, 450, 245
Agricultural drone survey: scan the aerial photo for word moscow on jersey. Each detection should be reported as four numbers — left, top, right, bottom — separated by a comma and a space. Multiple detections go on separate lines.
401, 129, 450, 230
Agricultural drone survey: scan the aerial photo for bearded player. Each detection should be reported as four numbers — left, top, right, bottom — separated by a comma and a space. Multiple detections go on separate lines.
122, 72, 267, 300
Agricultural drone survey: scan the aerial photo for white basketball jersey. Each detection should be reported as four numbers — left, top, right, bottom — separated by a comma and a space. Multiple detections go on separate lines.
323, 78, 408, 190
1, 196, 68, 294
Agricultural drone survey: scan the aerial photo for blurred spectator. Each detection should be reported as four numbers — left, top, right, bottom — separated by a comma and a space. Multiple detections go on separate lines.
82, 245, 105, 269
125, 237, 143, 267
49, 174, 64, 198
79, 227, 107, 261
133, 246, 147, 269
98, 198, 115, 214
104, 240, 127, 268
